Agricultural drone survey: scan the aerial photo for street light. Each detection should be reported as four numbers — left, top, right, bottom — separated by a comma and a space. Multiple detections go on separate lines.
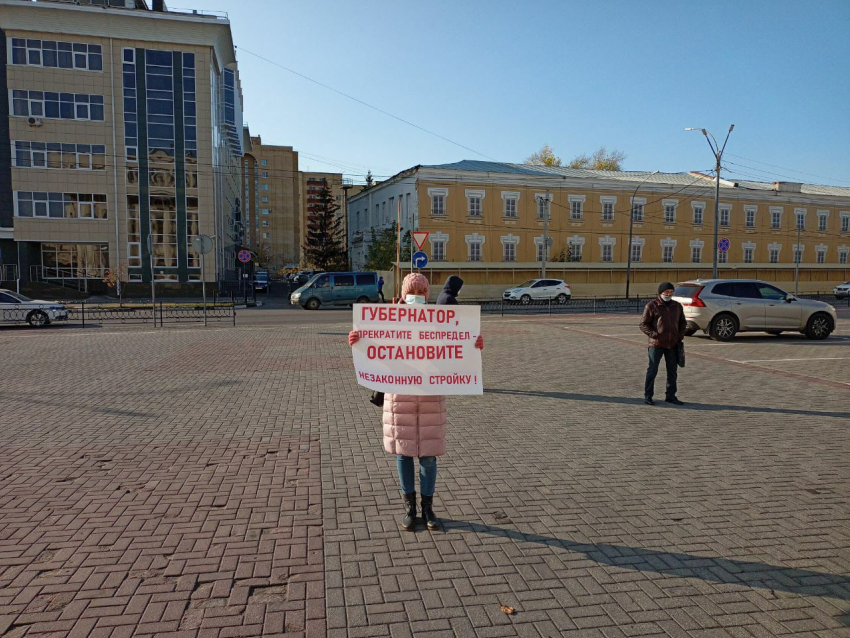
625, 170, 659, 299
686, 125, 734, 278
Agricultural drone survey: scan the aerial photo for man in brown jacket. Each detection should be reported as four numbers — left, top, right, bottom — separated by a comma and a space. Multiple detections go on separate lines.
640, 282, 687, 405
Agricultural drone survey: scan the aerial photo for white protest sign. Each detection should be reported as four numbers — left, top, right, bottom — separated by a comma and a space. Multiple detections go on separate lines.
351, 304, 483, 395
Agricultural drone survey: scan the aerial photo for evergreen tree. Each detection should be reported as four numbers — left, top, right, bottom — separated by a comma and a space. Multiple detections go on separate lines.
302, 186, 347, 270
364, 222, 411, 270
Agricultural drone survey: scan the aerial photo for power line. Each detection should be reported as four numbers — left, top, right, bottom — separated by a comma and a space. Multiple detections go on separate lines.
726, 152, 850, 186
236, 46, 498, 161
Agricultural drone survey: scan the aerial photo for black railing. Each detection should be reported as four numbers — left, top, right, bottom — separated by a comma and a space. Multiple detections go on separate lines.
2, 302, 236, 328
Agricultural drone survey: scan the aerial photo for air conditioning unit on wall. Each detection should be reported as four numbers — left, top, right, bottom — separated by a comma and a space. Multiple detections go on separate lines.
27, 116, 42, 127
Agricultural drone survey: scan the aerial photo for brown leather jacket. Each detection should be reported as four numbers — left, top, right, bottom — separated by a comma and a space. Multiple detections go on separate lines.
640, 297, 687, 349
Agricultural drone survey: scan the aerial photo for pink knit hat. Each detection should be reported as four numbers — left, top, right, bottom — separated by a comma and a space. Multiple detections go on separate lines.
401, 273, 430, 298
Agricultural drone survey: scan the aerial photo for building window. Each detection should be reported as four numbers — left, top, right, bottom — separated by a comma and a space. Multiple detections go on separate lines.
662, 200, 678, 224
839, 250, 848, 264
816, 249, 826, 264
14, 142, 106, 170
662, 245, 674, 263
261, 196, 269, 203
11, 39, 103, 71
41, 243, 109, 279
261, 208, 270, 215
432, 240, 446, 261
569, 196, 585, 221
796, 210, 806, 230
793, 247, 803, 264
631, 198, 645, 223
11, 90, 104, 121
262, 171, 268, 178
536, 242, 547, 263
744, 246, 754, 263
602, 202, 614, 221
818, 212, 828, 232
504, 197, 517, 218
841, 214, 850, 233
261, 183, 269, 191
468, 241, 482, 261
771, 209, 782, 229
568, 240, 583, 262
631, 243, 643, 263
769, 247, 780, 263
691, 246, 702, 263
15, 191, 107, 219
693, 205, 704, 225
263, 232, 270, 239
261, 159, 268, 166
601, 244, 613, 262
745, 207, 756, 228
468, 195, 482, 217
503, 242, 516, 262
720, 207, 731, 227
718, 251, 728, 264
429, 189, 447, 216
536, 196, 551, 220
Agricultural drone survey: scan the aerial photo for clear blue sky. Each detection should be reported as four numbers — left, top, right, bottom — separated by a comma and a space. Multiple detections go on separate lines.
193, 0, 849, 186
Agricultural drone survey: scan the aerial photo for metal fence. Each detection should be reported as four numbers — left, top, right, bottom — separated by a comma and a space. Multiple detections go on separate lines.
2, 302, 236, 328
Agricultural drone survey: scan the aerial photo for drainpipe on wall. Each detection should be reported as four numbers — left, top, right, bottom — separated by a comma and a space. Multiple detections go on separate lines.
109, 39, 122, 299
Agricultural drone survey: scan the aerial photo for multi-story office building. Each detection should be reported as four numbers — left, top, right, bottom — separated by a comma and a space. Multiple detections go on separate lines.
347, 161, 850, 297
0, 0, 243, 293
241, 133, 300, 270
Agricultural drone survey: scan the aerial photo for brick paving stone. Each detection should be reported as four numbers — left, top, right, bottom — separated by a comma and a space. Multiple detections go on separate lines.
1, 317, 849, 636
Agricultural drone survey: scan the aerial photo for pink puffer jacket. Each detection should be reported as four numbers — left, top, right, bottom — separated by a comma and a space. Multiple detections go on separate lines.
382, 393, 447, 457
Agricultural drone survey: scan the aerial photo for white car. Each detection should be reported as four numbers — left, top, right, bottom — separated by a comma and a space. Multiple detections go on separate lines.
503, 279, 571, 305
834, 281, 850, 299
0, 289, 69, 327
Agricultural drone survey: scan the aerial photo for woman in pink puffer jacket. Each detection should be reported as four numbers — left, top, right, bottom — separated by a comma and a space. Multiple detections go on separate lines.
349, 273, 482, 532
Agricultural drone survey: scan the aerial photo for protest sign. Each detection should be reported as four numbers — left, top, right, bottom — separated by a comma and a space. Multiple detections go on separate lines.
351, 304, 483, 395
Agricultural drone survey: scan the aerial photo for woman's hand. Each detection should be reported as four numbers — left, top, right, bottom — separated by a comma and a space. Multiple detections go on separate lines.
349, 331, 359, 346
475, 335, 484, 350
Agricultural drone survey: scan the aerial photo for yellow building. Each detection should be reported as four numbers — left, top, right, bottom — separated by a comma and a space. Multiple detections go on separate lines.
347, 161, 850, 297
0, 0, 244, 294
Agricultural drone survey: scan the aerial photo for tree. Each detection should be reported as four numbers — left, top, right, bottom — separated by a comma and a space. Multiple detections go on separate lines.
302, 185, 347, 271
568, 146, 626, 171
524, 144, 562, 167
253, 242, 273, 268
102, 262, 128, 307
364, 222, 411, 271
364, 171, 374, 188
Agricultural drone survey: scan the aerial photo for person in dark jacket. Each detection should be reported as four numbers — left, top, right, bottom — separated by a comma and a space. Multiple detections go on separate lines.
640, 282, 687, 406
437, 275, 463, 305
377, 276, 385, 302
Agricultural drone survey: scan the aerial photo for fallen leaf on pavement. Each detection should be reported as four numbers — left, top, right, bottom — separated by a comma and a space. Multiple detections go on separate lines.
499, 604, 515, 615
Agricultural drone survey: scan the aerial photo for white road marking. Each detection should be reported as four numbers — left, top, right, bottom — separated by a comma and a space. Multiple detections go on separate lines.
733, 357, 850, 363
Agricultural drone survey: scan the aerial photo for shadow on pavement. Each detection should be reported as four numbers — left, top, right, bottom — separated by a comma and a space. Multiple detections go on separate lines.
485, 388, 849, 420
445, 520, 850, 604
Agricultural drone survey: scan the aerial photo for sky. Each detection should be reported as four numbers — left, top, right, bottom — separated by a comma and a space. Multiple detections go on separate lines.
191, 0, 850, 186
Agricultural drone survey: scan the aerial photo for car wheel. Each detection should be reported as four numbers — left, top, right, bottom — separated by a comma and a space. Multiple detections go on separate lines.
520, 294, 531, 305
805, 313, 833, 340
556, 293, 568, 304
27, 310, 50, 327
305, 298, 321, 311
709, 313, 738, 341
356, 296, 369, 304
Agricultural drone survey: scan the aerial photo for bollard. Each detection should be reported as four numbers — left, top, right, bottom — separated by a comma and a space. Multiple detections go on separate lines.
159, 300, 164, 327
81, 300, 85, 328
501, 299, 504, 318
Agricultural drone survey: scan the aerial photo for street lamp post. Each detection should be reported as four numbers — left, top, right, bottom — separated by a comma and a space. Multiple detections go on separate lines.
686, 125, 735, 278
625, 170, 659, 299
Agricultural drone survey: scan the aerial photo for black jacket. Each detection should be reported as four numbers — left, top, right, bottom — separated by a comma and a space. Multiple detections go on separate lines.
640, 297, 687, 349
437, 276, 463, 306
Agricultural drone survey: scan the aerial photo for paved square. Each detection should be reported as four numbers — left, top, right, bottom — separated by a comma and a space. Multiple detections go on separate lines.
1, 313, 848, 637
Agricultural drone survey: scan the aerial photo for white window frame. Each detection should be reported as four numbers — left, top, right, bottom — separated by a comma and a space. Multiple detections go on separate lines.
630, 197, 646, 223
744, 205, 757, 228
662, 199, 678, 224
815, 244, 827, 264
660, 238, 677, 264
720, 204, 732, 227
465, 189, 484, 217
770, 206, 783, 229
429, 231, 448, 261
841, 212, 850, 233
534, 193, 552, 220
465, 233, 485, 262
599, 236, 616, 263
534, 236, 551, 262
630, 236, 645, 263
768, 243, 782, 263
600, 196, 616, 222
838, 246, 849, 264
795, 208, 807, 231
428, 187, 448, 216
501, 191, 519, 218
793, 243, 804, 264
500, 234, 519, 262
817, 210, 829, 232
692, 201, 705, 225
742, 242, 756, 264
689, 239, 705, 264
567, 235, 585, 262
568, 194, 586, 221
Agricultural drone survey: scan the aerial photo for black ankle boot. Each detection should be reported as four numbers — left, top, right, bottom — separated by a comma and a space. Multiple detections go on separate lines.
420, 495, 441, 531
401, 492, 417, 531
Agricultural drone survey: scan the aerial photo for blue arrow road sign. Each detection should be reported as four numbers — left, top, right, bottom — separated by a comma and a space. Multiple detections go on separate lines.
412, 251, 428, 269
718, 238, 730, 253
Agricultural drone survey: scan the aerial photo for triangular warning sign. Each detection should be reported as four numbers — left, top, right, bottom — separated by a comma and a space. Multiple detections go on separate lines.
412, 231, 429, 250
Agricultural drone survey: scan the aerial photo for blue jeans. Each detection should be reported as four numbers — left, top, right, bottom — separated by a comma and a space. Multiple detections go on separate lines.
397, 455, 437, 496
645, 346, 678, 400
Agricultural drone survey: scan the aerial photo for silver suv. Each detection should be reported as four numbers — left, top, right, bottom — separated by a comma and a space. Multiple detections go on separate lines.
673, 279, 837, 341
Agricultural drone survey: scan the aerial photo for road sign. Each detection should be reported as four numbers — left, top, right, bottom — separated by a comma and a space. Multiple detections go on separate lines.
718, 238, 730, 253
237, 249, 252, 263
192, 234, 214, 255
412, 251, 428, 269
412, 231, 429, 251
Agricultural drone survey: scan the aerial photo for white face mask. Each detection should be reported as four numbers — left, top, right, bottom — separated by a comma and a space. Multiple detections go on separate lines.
660, 293, 673, 302
405, 294, 426, 305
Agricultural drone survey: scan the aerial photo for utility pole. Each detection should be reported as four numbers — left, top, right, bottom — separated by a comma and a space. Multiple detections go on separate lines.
625, 171, 659, 299
686, 125, 734, 279
795, 217, 801, 295
538, 192, 550, 278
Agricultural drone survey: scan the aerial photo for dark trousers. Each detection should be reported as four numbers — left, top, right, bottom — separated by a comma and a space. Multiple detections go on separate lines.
378, 290, 385, 302
645, 346, 678, 400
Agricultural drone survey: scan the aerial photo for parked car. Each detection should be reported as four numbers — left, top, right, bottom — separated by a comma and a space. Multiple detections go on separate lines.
834, 280, 850, 299
0, 289, 69, 327
673, 279, 837, 341
291, 272, 380, 310
503, 279, 571, 305
253, 271, 270, 293
294, 269, 322, 285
